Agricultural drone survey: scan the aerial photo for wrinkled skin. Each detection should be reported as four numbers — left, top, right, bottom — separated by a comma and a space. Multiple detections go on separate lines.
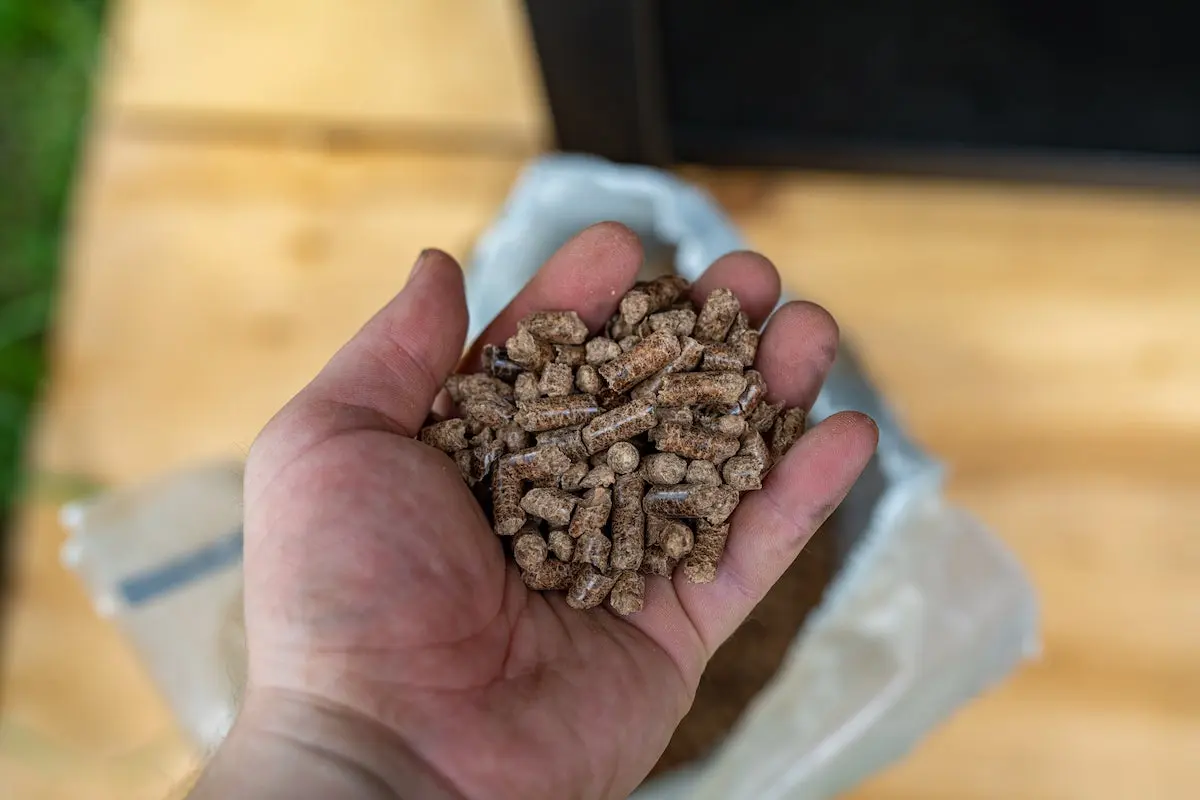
223, 224, 877, 799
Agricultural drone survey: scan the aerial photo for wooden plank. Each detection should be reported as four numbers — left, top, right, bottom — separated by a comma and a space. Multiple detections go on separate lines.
102, 0, 549, 151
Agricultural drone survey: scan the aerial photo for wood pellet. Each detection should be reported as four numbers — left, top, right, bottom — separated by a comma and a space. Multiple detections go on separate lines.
418, 277, 809, 613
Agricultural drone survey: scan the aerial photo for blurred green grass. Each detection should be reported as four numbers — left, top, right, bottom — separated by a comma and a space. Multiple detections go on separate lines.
0, 0, 105, 524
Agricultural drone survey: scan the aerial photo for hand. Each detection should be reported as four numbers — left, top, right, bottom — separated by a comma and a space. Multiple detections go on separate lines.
197, 224, 877, 799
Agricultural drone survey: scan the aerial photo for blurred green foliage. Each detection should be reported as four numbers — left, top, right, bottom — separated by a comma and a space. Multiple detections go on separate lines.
0, 0, 105, 522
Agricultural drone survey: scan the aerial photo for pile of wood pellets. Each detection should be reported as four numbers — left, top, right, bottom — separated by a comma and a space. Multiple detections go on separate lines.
419, 276, 804, 615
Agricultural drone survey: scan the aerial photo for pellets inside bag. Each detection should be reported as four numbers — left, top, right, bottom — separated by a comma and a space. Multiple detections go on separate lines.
417, 278, 807, 614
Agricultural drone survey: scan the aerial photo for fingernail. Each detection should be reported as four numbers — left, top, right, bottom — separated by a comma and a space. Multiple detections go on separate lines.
408, 249, 435, 285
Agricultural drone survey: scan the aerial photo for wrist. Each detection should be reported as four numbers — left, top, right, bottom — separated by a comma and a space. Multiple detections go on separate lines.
190, 687, 465, 800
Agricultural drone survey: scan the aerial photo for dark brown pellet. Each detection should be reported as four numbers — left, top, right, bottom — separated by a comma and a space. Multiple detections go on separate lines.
419, 419, 469, 453
682, 520, 730, 584
554, 344, 587, 366
647, 308, 697, 337
514, 530, 548, 571
538, 363, 574, 397
685, 459, 721, 486
522, 558, 575, 591
641, 453, 688, 485
654, 423, 741, 463
643, 483, 737, 518
548, 529, 575, 562
520, 488, 578, 527
578, 464, 616, 489
620, 291, 652, 325
607, 570, 645, 616
492, 466, 526, 535
770, 407, 807, 463
575, 364, 603, 394
581, 401, 657, 454
534, 426, 588, 461
482, 344, 525, 381
566, 565, 617, 610
568, 487, 612, 538
515, 394, 601, 432
572, 531, 611, 571
701, 344, 744, 373
499, 445, 572, 483
640, 547, 677, 578
657, 371, 747, 407
660, 521, 695, 560
606, 441, 641, 475
560, 461, 589, 491
461, 393, 517, 428
611, 474, 646, 571
597, 329, 681, 393
694, 288, 740, 343
521, 310, 589, 345
722, 455, 763, 491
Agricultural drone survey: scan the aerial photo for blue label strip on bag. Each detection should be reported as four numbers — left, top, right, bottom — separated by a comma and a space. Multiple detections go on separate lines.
117, 528, 244, 607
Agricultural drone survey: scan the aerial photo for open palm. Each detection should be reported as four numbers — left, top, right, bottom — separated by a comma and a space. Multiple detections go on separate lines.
238, 224, 876, 799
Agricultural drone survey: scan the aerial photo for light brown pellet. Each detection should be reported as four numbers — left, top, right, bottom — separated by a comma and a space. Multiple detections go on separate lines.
726, 311, 750, 341
654, 423, 741, 463
694, 288, 741, 343
581, 400, 657, 454
522, 558, 575, 591
578, 464, 616, 489
445, 373, 513, 404
574, 364, 603, 394
482, 344, 524, 381
534, 426, 589, 461
419, 419, 469, 453
722, 455, 763, 491
566, 565, 617, 610
607, 570, 645, 616
514, 372, 540, 403
610, 474, 646, 571
496, 422, 530, 453
770, 407, 807, 463
657, 371, 747, 407
505, 327, 556, 371
606, 441, 641, 475
520, 488, 578, 527
513, 529, 548, 571
701, 343, 745, 372
654, 406, 694, 428
520, 310, 589, 345
728, 329, 760, 366
560, 461, 589, 491
620, 290, 652, 325
643, 483, 737, 518
685, 459, 721, 485
617, 335, 641, 353
469, 426, 495, 447
608, 315, 634, 341
554, 344, 587, 366
589, 448, 610, 467
640, 275, 689, 311
630, 336, 705, 403
682, 520, 730, 584
641, 453, 688, 485
700, 413, 747, 439
660, 520, 695, 560
730, 370, 767, 418
514, 394, 601, 432
647, 308, 697, 337
597, 329, 681, 393
568, 487, 612, 537
538, 363, 574, 397
548, 529, 575, 562
704, 486, 740, 525
572, 531, 611, 570
646, 514, 671, 547
738, 429, 771, 469
640, 547, 677, 578
492, 466, 527, 535
461, 393, 517, 428
585, 336, 622, 365
499, 445, 572, 483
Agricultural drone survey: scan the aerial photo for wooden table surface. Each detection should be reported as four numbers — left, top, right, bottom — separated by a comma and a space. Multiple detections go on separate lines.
3, 2, 1198, 797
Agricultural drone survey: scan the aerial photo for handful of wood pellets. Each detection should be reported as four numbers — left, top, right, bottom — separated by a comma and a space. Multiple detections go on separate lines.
419, 276, 805, 615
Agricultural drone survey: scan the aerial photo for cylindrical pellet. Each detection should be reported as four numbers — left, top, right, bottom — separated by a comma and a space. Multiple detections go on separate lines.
548, 529, 575, 562
611, 474, 646, 571
522, 558, 575, 591
630, 337, 705, 403
515, 394, 601, 432
496, 422, 530, 453
585, 336, 622, 365
514, 372, 540, 403
575, 364, 603, 394
572, 530, 611, 570
607, 570, 645, 616
620, 290, 652, 325
581, 401, 657, 454
418, 418, 469, 453
654, 423, 740, 463
657, 371, 746, 407
618, 335, 641, 353
646, 308, 697, 337
640, 547, 677, 578
520, 310, 589, 345
738, 429, 770, 469
722, 455, 763, 491
578, 464, 616, 489
728, 329, 759, 366
700, 343, 744, 372
770, 407, 807, 463
646, 514, 671, 547
534, 426, 589, 461
643, 483, 737, 518
568, 487, 612, 538
700, 413, 747, 439
726, 311, 750, 341
704, 486, 740, 525
660, 521, 695, 560
505, 328, 555, 370
748, 399, 782, 432
482, 344, 524, 381
606, 441, 641, 475
469, 439, 505, 483
682, 521, 731, 583
499, 445, 571, 483
445, 373, 513, 403
641, 453, 687, 485
597, 329, 681, 393
461, 393, 517, 428
607, 315, 634, 341
694, 288, 740, 343
727, 369, 766, 418
492, 466, 526, 535
685, 459, 721, 486
566, 565, 617, 610
560, 461, 589, 491
554, 344, 587, 366
654, 406, 694, 428
513, 530, 548, 571
520, 488, 578, 527
640, 275, 690, 311
538, 363, 574, 397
